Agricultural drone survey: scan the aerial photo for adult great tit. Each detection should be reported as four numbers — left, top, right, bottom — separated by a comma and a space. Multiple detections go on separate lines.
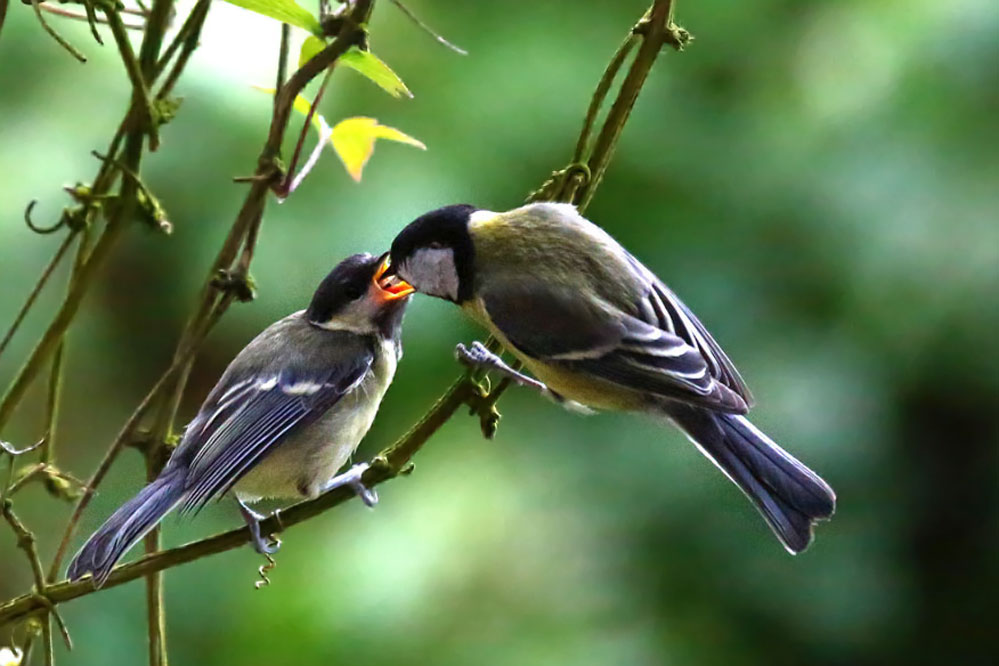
68, 253, 414, 587
384, 202, 835, 553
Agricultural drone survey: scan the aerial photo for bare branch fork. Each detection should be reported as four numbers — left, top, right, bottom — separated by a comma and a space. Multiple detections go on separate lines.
0, 1, 687, 661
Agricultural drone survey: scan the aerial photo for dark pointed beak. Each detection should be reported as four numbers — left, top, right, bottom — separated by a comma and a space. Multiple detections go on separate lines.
373, 254, 413, 300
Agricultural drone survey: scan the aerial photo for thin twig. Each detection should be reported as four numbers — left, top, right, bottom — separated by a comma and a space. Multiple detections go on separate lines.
138, 0, 175, 77
578, 0, 677, 210
276, 23, 291, 97
30, 0, 87, 62
154, 0, 210, 82
40, 345, 63, 466
41, 614, 53, 666
572, 34, 639, 165
0, 0, 9, 42
83, 0, 105, 44
155, 0, 211, 100
389, 0, 466, 55
279, 64, 336, 197
281, 65, 337, 196
286, 121, 333, 195
38, 3, 144, 31
0, 221, 130, 434
104, 6, 161, 149
2, 505, 53, 597
0, 232, 75, 362
1, 501, 73, 654
143, 467, 167, 666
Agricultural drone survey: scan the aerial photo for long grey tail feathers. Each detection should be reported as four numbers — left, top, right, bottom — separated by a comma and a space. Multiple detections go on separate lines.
670, 406, 836, 553
67, 466, 186, 588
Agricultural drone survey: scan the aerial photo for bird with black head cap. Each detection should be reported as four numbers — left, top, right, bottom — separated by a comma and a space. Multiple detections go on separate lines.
383, 202, 836, 553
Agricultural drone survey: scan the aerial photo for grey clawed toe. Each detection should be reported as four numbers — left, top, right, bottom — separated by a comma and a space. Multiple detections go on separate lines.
455, 341, 593, 414
455, 341, 551, 394
237, 498, 282, 555
320, 462, 379, 507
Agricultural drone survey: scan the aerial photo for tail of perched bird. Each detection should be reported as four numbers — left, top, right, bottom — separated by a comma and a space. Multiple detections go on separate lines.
67, 465, 187, 587
669, 406, 836, 553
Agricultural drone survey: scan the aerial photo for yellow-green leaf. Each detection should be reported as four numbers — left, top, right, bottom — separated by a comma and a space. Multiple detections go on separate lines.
340, 47, 413, 99
299, 35, 326, 69
330, 117, 426, 181
221, 0, 322, 36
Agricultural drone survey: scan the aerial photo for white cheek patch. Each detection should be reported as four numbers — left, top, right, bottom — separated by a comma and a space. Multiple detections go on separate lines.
402, 248, 459, 300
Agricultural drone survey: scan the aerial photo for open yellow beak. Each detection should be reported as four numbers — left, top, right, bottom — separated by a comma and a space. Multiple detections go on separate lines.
373, 255, 414, 300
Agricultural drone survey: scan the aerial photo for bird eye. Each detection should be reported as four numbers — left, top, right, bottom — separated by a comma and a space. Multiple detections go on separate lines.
428, 241, 445, 250
344, 284, 366, 300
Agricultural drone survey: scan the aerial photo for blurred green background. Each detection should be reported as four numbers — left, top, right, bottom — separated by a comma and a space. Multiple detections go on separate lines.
1, 0, 997, 664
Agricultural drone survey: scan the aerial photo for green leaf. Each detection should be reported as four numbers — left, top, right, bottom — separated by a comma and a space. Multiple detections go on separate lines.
340, 47, 413, 99
299, 35, 326, 69
330, 117, 426, 181
221, 0, 322, 36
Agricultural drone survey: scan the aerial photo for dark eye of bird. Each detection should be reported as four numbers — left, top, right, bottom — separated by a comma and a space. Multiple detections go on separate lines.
428, 241, 444, 250
344, 283, 366, 300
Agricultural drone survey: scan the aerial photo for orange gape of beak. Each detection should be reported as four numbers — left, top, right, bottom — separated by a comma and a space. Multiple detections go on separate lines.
373, 256, 415, 300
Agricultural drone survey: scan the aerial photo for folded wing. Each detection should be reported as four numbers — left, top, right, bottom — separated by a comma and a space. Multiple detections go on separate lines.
480, 279, 749, 413
177, 353, 372, 513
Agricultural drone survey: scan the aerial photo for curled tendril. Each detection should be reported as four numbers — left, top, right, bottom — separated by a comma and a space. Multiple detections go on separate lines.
562, 162, 592, 187
24, 201, 66, 235
254, 550, 279, 590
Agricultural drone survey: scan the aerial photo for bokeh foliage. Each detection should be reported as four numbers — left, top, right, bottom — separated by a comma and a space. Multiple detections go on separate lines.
1, 0, 996, 664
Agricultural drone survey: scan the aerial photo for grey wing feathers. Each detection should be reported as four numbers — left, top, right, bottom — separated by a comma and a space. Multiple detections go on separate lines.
640, 276, 753, 407
481, 282, 622, 359
175, 325, 374, 514
572, 313, 748, 412
481, 265, 751, 413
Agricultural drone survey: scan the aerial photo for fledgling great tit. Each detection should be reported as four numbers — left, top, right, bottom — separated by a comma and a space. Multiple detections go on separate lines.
68, 253, 414, 587
384, 203, 836, 553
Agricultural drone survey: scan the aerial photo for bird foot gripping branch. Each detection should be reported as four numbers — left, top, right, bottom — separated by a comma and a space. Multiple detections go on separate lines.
318, 462, 379, 508
455, 342, 593, 415
237, 499, 282, 556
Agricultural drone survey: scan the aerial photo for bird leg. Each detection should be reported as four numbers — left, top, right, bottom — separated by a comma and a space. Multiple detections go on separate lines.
237, 498, 282, 555
319, 462, 379, 507
455, 341, 593, 414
